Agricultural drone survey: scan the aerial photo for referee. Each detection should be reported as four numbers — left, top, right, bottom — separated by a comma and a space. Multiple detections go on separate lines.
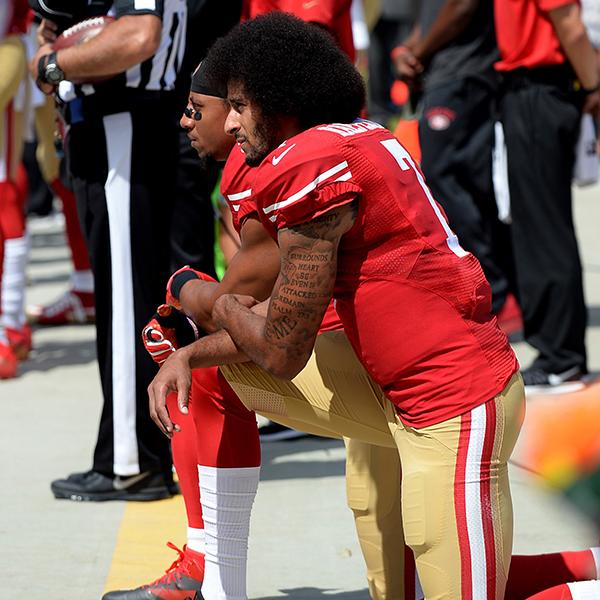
31, 0, 187, 500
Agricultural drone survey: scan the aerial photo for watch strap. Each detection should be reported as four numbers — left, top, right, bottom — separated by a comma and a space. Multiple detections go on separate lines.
38, 51, 63, 84
37, 52, 51, 83
582, 83, 600, 95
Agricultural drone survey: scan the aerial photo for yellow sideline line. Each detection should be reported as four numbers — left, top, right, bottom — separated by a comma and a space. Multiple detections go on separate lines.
103, 495, 187, 593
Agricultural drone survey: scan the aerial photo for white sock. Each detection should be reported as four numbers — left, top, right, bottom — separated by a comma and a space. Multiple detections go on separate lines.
590, 547, 600, 579
567, 580, 600, 599
1, 235, 29, 329
187, 526, 206, 554
70, 269, 94, 293
199, 465, 260, 600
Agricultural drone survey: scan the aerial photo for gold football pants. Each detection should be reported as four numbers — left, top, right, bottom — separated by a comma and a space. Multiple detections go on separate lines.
221, 330, 524, 600
33, 94, 60, 184
0, 35, 26, 184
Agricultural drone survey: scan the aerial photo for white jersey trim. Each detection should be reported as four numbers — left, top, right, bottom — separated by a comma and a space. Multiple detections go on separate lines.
227, 189, 252, 201
262, 161, 351, 216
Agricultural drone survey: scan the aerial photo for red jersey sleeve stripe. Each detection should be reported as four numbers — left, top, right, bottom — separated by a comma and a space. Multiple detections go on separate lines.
262, 161, 351, 215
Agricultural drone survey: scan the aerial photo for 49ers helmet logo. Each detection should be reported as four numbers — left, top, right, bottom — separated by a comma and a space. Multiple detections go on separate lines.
425, 107, 457, 131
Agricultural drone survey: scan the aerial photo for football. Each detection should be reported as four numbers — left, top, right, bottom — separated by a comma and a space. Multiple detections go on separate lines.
54, 16, 115, 50
53, 16, 116, 84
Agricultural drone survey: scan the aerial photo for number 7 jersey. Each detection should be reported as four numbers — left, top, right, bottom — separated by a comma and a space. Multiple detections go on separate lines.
251, 120, 519, 428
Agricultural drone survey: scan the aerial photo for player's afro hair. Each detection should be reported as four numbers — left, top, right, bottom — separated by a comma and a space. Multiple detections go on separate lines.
206, 12, 366, 129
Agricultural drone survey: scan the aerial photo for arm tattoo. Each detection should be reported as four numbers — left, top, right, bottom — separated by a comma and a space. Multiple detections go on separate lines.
266, 200, 358, 363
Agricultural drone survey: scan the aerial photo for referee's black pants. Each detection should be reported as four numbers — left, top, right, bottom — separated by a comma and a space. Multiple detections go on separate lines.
500, 69, 587, 374
419, 75, 513, 314
68, 103, 178, 478
170, 129, 218, 275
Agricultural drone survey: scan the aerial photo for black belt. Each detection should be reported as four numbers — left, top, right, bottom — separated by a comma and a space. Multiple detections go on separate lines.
501, 63, 580, 94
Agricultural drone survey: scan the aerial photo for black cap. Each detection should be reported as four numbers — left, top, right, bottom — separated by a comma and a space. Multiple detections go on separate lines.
29, 0, 109, 33
190, 60, 226, 98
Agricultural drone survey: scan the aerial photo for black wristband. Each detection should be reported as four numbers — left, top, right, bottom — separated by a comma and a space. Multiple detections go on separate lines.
37, 52, 51, 83
170, 270, 200, 301
582, 83, 600, 95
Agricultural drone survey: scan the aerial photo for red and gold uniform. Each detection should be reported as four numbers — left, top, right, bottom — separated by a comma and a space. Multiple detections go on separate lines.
252, 121, 518, 428
1, 0, 28, 205
0, 0, 30, 371
219, 122, 525, 599
220, 144, 412, 598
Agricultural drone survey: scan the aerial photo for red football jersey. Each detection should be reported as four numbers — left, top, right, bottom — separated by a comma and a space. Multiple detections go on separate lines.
221, 145, 342, 332
221, 145, 258, 235
251, 121, 519, 428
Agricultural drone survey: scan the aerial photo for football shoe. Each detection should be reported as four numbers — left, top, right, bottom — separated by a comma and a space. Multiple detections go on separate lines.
0, 341, 18, 379
28, 289, 95, 325
102, 542, 205, 600
6, 324, 32, 360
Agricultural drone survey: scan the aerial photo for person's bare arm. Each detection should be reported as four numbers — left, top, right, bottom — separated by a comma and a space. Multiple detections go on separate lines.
37, 19, 58, 45
212, 200, 358, 380
550, 3, 599, 89
178, 217, 280, 332
32, 14, 161, 83
549, 3, 600, 117
393, 24, 423, 82
412, 0, 479, 63
403, 24, 422, 52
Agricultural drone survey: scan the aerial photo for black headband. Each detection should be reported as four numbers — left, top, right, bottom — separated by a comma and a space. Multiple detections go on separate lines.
190, 60, 226, 98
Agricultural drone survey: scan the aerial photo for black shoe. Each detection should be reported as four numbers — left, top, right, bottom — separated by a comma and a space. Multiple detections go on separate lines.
51, 470, 176, 502
258, 421, 311, 442
522, 365, 587, 396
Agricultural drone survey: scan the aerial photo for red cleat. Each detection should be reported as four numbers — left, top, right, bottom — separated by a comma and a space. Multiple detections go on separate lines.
101, 542, 205, 600
28, 290, 95, 326
6, 324, 32, 361
0, 341, 18, 379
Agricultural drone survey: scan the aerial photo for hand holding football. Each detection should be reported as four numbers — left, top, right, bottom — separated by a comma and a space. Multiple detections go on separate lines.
53, 16, 116, 84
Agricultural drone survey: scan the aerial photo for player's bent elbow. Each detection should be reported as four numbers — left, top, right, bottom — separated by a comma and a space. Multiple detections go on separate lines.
264, 352, 309, 381
188, 307, 217, 334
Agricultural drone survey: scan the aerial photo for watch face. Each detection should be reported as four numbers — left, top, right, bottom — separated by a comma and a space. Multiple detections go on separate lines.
45, 63, 64, 84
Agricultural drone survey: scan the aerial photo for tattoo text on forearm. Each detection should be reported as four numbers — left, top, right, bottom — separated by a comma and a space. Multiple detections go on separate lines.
265, 206, 351, 352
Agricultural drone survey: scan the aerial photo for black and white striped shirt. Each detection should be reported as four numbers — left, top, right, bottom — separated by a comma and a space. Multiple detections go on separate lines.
112, 0, 187, 92
59, 0, 187, 109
